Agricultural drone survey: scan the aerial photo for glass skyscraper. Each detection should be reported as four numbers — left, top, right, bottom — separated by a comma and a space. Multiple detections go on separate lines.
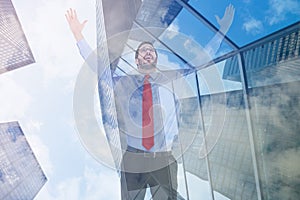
0, 121, 47, 200
178, 22, 300, 200
0, 0, 35, 74
88, 0, 300, 199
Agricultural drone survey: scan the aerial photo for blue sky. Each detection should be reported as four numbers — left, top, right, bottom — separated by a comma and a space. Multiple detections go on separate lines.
1, 0, 299, 199
188, 0, 300, 46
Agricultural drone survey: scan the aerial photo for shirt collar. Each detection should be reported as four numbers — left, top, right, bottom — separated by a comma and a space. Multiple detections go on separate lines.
135, 72, 159, 83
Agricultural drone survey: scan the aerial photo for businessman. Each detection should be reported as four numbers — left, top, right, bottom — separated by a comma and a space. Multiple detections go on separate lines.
66, 4, 234, 199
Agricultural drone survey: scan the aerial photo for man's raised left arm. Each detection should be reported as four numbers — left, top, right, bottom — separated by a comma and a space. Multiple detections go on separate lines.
204, 4, 235, 57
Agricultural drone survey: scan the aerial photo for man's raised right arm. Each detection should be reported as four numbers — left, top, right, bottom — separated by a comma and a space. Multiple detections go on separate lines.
65, 8, 97, 71
65, 8, 87, 43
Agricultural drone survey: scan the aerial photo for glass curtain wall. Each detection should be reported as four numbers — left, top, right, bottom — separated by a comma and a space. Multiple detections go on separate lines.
243, 26, 300, 200
95, 0, 300, 199
174, 57, 259, 199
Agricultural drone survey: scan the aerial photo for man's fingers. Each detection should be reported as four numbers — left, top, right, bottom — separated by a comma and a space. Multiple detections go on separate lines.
226, 4, 235, 16
66, 9, 72, 20
66, 8, 75, 19
74, 9, 78, 19
65, 13, 70, 21
82, 20, 88, 26
222, 4, 234, 21
215, 15, 220, 23
66, 8, 80, 23
71, 8, 75, 19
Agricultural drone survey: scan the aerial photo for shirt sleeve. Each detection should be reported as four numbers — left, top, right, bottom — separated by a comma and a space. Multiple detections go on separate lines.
204, 31, 225, 58
76, 39, 123, 172
76, 39, 93, 60
76, 39, 98, 73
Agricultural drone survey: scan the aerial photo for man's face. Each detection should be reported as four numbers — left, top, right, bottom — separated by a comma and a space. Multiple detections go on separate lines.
135, 43, 157, 73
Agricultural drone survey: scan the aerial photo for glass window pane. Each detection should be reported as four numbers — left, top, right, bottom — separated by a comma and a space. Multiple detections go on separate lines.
198, 58, 242, 95
197, 58, 259, 200
173, 72, 213, 199
245, 24, 300, 199
159, 8, 233, 67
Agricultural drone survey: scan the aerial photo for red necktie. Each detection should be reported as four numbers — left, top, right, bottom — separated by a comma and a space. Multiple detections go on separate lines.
142, 75, 154, 150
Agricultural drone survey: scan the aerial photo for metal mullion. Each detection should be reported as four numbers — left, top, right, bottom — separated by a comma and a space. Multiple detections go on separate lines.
194, 72, 215, 200
170, 80, 190, 200
237, 53, 263, 200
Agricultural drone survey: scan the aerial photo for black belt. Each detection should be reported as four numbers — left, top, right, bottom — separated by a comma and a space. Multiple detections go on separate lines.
126, 146, 172, 158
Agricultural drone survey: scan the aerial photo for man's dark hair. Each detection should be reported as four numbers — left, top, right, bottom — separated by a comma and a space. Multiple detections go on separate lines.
135, 41, 158, 59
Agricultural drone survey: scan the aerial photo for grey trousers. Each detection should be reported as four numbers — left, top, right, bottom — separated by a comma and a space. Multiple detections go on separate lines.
120, 150, 178, 200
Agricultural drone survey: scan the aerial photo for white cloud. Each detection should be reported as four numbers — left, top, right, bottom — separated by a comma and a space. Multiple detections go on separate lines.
242, 17, 263, 35
57, 177, 82, 200
34, 177, 81, 200
162, 20, 180, 40
35, 165, 120, 200
183, 38, 192, 50
24, 119, 43, 132
21, 119, 54, 176
82, 167, 120, 200
183, 37, 211, 66
274, 148, 300, 178
158, 52, 181, 70
28, 2, 83, 82
43, 177, 82, 200
266, 0, 300, 25
159, 7, 169, 24
13, 0, 96, 85
0, 75, 32, 121
1, 0, 125, 200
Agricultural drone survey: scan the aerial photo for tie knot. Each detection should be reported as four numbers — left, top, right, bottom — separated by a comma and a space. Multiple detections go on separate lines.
144, 74, 150, 83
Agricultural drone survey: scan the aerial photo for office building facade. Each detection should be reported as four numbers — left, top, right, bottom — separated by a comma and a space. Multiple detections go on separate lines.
0, 0, 35, 74
223, 23, 300, 87
0, 121, 47, 200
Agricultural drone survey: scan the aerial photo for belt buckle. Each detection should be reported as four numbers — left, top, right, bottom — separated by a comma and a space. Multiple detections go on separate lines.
144, 151, 156, 158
